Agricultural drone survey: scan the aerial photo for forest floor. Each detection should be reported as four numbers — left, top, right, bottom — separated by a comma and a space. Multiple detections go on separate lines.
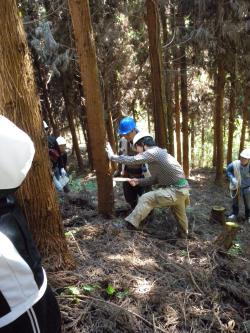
48, 169, 250, 333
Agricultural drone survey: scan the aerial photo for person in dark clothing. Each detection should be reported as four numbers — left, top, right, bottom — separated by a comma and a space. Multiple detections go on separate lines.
0, 116, 61, 333
49, 136, 69, 193
117, 117, 149, 208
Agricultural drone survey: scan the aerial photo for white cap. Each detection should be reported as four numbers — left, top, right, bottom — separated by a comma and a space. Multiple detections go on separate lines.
0, 116, 35, 190
240, 148, 250, 159
56, 136, 66, 145
43, 120, 48, 129
133, 131, 153, 146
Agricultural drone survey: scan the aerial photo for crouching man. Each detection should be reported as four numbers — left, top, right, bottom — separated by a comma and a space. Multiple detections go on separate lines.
0, 116, 61, 333
106, 132, 190, 237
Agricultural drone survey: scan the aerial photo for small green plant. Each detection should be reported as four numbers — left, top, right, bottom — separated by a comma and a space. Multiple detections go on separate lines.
116, 289, 129, 299
106, 284, 116, 296
227, 242, 242, 256
69, 178, 84, 192
64, 286, 81, 296
82, 284, 99, 293
180, 250, 188, 257
83, 180, 97, 192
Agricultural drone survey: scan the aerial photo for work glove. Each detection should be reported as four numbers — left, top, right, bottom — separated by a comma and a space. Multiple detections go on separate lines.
105, 142, 115, 160
60, 168, 67, 177
53, 175, 63, 192
231, 177, 238, 187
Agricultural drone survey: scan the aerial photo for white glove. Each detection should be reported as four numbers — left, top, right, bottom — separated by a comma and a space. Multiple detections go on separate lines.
61, 168, 67, 177
53, 175, 63, 192
105, 142, 115, 159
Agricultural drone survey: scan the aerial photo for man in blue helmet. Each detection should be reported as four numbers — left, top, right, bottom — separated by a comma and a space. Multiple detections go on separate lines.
117, 117, 149, 209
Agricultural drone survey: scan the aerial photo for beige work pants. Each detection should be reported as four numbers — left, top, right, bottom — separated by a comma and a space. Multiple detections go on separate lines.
125, 187, 190, 233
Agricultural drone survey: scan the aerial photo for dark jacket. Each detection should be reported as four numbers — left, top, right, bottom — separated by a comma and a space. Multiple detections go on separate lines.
0, 195, 46, 328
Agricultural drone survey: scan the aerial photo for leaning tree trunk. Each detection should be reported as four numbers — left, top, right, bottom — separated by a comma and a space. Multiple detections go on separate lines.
160, 6, 174, 155
239, 84, 250, 154
227, 68, 236, 164
68, 0, 114, 215
0, 0, 71, 267
145, 0, 167, 148
214, 56, 226, 185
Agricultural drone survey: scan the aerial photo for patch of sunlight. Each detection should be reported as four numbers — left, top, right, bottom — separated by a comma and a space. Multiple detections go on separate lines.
107, 253, 158, 269
135, 278, 153, 294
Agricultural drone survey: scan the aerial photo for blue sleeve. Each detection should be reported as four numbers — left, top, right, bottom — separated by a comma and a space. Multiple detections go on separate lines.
226, 163, 234, 181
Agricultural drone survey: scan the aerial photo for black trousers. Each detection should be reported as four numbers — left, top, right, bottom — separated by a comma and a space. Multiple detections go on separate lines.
123, 182, 144, 208
0, 286, 61, 333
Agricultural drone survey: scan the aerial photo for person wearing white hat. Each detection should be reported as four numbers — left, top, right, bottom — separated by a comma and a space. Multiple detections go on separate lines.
48, 136, 69, 193
106, 132, 190, 237
0, 116, 61, 332
227, 148, 250, 223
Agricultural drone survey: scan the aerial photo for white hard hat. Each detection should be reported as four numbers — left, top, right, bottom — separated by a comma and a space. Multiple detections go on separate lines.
0, 116, 35, 190
56, 136, 66, 145
240, 148, 250, 159
133, 131, 153, 146
43, 120, 48, 129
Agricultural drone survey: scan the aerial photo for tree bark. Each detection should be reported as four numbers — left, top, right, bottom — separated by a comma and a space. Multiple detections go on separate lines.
173, 49, 182, 164
145, 0, 167, 148
201, 121, 205, 167
68, 0, 114, 215
160, 6, 174, 155
0, 0, 71, 267
227, 67, 236, 164
215, 56, 226, 185
239, 84, 250, 154
179, 40, 189, 176
190, 115, 195, 168
62, 73, 85, 171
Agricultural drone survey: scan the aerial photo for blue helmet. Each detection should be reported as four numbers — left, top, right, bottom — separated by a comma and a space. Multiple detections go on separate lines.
118, 117, 136, 135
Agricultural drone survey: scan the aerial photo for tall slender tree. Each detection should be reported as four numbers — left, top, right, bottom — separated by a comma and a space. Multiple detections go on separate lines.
0, 0, 71, 267
68, 0, 114, 215
145, 0, 167, 148
214, 56, 226, 184
227, 61, 236, 164
160, 5, 174, 155
178, 12, 189, 177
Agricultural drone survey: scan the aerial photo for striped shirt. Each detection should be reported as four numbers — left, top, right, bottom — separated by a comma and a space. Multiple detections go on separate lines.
112, 146, 186, 187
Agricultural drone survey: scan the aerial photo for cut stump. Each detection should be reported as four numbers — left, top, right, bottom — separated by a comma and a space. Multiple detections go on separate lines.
214, 221, 240, 249
210, 206, 225, 224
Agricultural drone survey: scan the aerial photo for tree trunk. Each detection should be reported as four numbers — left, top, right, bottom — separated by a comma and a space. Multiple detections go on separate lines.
0, 0, 71, 267
215, 56, 226, 185
179, 39, 189, 176
239, 84, 250, 154
62, 73, 85, 171
160, 6, 174, 155
201, 121, 205, 167
68, 0, 114, 215
173, 50, 182, 164
227, 68, 236, 164
145, 0, 167, 148
190, 115, 195, 168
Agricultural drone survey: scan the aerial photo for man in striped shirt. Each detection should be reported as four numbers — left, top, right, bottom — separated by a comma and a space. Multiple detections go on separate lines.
106, 132, 190, 237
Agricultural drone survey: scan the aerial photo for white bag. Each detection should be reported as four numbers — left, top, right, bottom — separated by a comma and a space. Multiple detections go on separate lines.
59, 175, 69, 188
